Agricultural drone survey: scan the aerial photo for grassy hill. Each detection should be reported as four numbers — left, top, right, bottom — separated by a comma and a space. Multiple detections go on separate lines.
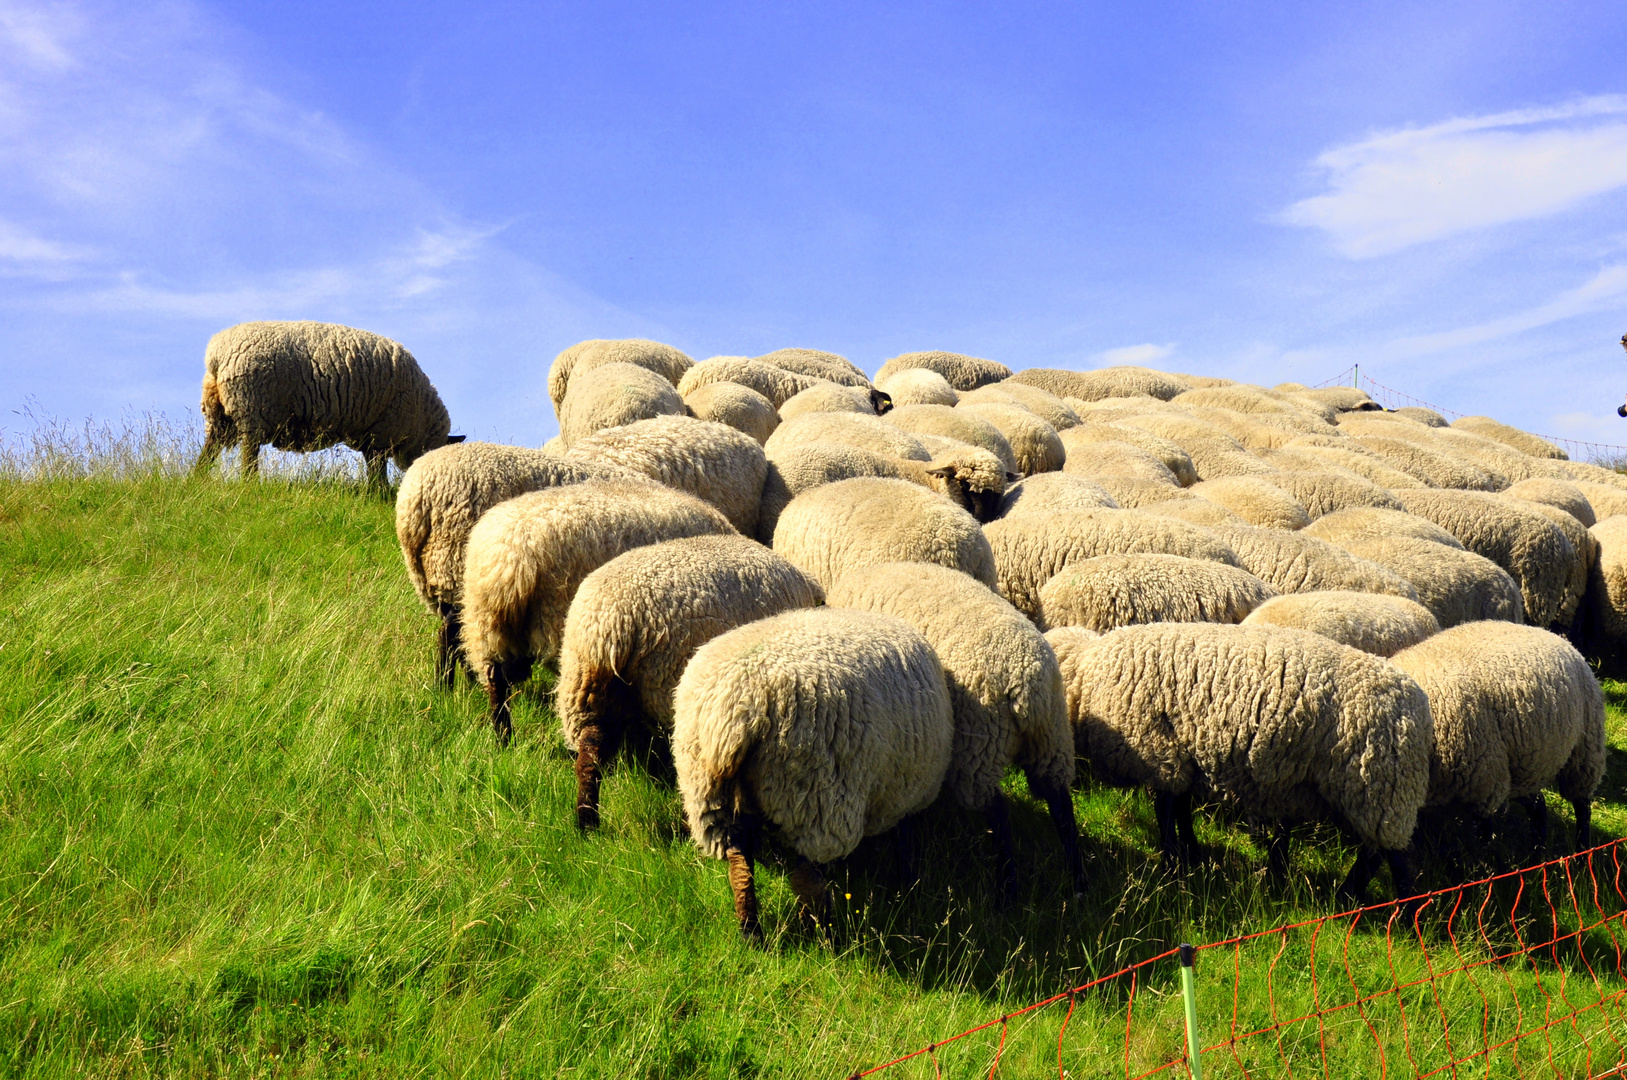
2, 463, 1625, 1077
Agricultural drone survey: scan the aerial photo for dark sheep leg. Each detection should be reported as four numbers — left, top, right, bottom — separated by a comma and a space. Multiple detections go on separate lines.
1155, 790, 1183, 871
487, 667, 513, 748
1266, 825, 1291, 882
364, 451, 389, 491
1029, 771, 1087, 896
574, 713, 628, 831
1574, 798, 1593, 852
239, 436, 261, 478
1174, 790, 1204, 867
789, 856, 832, 936
1515, 794, 1549, 854
983, 792, 1020, 906
894, 814, 920, 892
725, 816, 761, 943
193, 431, 225, 477
435, 602, 460, 691
1386, 848, 1419, 909
1336, 847, 1380, 906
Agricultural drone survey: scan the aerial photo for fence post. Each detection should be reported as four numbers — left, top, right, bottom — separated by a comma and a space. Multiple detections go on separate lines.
1180, 943, 1203, 1080
1353, 364, 1359, 390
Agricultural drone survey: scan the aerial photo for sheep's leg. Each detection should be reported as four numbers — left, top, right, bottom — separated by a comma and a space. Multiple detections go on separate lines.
1516, 794, 1549, 854
894, 815, 920, 892
487, 668, 513, 748
1336, 848, 1380, 906
789, 856, 832, 936
983, 792, 1020, 906
1574, 798, 1593, 852
724, 816, 761, 943
1386, 848, 1419, 908
193, 428, 226, 477
1267, 826, 1291, 882
1155, 790, 1183, 872
574, 714, 627, 831
239, 436, 262, 478
1029, 771, 1087, 896
1174, 790, 1204, 867
363, 451, 389, 490
435, 602, 460, 691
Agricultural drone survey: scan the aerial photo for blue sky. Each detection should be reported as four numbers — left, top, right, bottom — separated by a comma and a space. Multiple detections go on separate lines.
4, 0, 1627, 447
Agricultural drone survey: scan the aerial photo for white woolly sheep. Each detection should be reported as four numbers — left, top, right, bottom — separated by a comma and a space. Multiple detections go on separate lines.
557, 362, 687, 448
682, 381, 780, 445
755, 348, 872, 388
1271, 441, 1426, 489
874, 351, 1014, 391
547, 338, 694, 415
194, 320, 458, 486
956, 401, 1065, 475
1061, 423, 1197, 486
959, 382, 1082, 431
1450, 416, 1567, 460
1034, 553, 1275, 631
673, 607, 954, 938
1116, 413, 1277, 479
565, 415, 768, 536
1393, 407, 1449, 427
1288, 387, 1383, 413
556, 534, 824, 829
1561, 460, 1627, 491
1241, 591, 1440, 657
765, 410, 933, 462
997, 472, 1120, 518
1501, 496, 1595, 633
1432, 428, 1573, 485
1204, 523, 1420, 601
459, 480, 736, 744
1048, 622, 1433, 901
772, 476, 998, 589
1008, 366, 1190, 402
827, 562, 1086, 897
1302, 506, 1464, 550
1062, 439, 1181, 486
1506, 478, 1597, 528
1334, 536, 1524, 629
1175, 407, 1300, 451
983, 508, 1239, 618
876, 367, 959, 407
1345, 433, 1505, 491
1191, 476, 1310, 530
1090, 475, 1199, 509
1393, 489, 1575, 629
1586, 515, 1627, 655
1257, 469, 1403, 519
777, 381, 886, 421
395, 441, 649, 687
1134, 499, 1248, 528
756, 441, 1010, 541
1174, 385, 1338, 425
1566, 480, 1627, 523
678, 356, 837, 408
1391, 622, 1603, 852
884, 403, 1019, 475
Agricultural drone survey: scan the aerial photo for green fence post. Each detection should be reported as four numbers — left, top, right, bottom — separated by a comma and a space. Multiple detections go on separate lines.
1179, 943, 1203, 1080
1353, 363, 1360, 390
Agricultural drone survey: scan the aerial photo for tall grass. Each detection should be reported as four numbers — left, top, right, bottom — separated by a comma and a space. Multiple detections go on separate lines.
1, 417, 1625, 1077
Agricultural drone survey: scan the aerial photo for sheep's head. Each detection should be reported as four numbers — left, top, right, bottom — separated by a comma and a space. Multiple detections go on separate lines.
869, 388, 894, 414
924, 446, 1012, 522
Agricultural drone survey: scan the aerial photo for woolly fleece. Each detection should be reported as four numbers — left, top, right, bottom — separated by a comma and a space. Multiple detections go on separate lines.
1451, 416, 1567, 460
1008, 366, 1190, 402
998, 473, 1120, 517
547, 338, 693, 414
557, 362, 686, 448
1191, 477, 1311, 531
1034, 553, 1275, 631
678, 356, 829, 408
876, 367, 959, 407
682, 381, 780, 445
754, 348, 871, 388
1060, 423, 1197, 486
1205, 524, 1420, 600
1259, 470, 1403, 519
1062, 439, 1180, 486
956, 401, 1065, 475
874, 351, 1013, 391
884, 404, 1018, 475
1506, 478, 1597, 528
1241, 591, 1440, 657
765, 411, 931, 462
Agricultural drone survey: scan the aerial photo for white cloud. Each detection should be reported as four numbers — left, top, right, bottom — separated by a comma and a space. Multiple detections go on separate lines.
1281, 97, 1627, 257
0, 217, 86, 262
1097, 342, 1176, 366
1384, 263, 1627, 357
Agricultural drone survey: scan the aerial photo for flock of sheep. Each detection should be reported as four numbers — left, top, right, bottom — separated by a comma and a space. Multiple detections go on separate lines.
194, 320, 1619, 940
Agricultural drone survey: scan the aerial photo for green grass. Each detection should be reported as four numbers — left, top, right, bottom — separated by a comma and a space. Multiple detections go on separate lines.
4, 457, 1627, 1075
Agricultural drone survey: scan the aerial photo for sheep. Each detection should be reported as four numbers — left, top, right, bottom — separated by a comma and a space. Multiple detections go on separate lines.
755, 348, 872, 388
1134, 499, 1247, 529
1586, 516, 1627, 654
1392, 489, 1575, 628
459, 480, 736, 744
1180, 406, 1322, 450
1008, 366, 1190, 403
1430, 427, 1573, 485
1062, 440, 1180, 486
876, 367, 959, 407
1114, 413, 1277, 479
193, 320, 459, 486
874, 351, 1014, 391
565, 415, 768, 536
542, 435, 566, 455
1451, 416, 1568, 460
1345, 434, 1505, 491
395, 441, 650, 687
1175, 386, 1338, 426
765, 411, 932, 462
959, 382, 1082, 430
1256, 469, 1403, 519
678, 356, 832, 408
1288, 387, 1383, 413
672, 607, 954, 939
1034, 553, 1275, 631
1506, 478, 1597, 527
884, 404, 1019, 475
557, 362, 687, 448
1204, 523, 1421, 600
1566, 480, 1627, 522
998, 472, 1120, 517
547, 338, 694, 414
1560, 460, 1627, 491
1070, 394, 1179, 422
1091, 475, 1200, 509
1333, 537, 1523, 629
956, 401, 1065, 475
1390, 622, 1604, 853
982, 508, 1240, 618
827, 562, 1086, 897
682, 381, 780, 445
1500, 496, 1595, 633
777, 381, 885, 421
1301, 507, 1465, 550
771, 476, 998, 589
1048, 622, 1433, 901
1241, 591, 1440, 657
557, 535, 825, 829
1190, 477, 1311, 530
1394, 407, 1449, 427
1176, 374, 1237, 389
1060, 423, 1197, 486
756, 441, 1009, 541
1272, 441, 1427, 489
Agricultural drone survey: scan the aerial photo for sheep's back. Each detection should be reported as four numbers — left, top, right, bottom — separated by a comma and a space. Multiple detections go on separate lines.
1242, 591, 1440, 657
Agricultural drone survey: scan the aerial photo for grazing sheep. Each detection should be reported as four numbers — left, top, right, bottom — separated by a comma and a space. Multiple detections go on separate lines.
1242, 591, 1440, 657
1257, 469, 1403, 519
1506, 478, 1596, 527
827, 563, 1086, 897
1272, 441, 1427, 489
1175, 386, 1337, 426
1179, 406, 1316, 450
1451, 416, 1568, 460
1394, 407, 1449, 427
547, 338, 694, 415
1091, 476, 1199, 509
884, 404, 1018, 475
1346, 434, 1505, 491
1049, 622, 1433, 901
1501, 496, 1595, 632
876, 367, 959, 407
460, 480, 736, 744
765, 411, 932, 462
983, 508, 1239, 618
1191, 476, 1310, 530
396, 442, 649, 687
673, 607, 954, 939
557, 535, 825, 829
1115, 413, 1277, 479
1335, 537, 1524, 629
1008, 366, 1190, 402
1134, 499, 1247, 529
755, 348, 871, 388
1061, 423, 1197, 486
956, 401, 1065, 475
1070, 394, 1179, 422
1062, 440, 1181, 486
678, 356, 830, 408
1567, 480, 1627, 522
1288, 387, 1383, 413
772, 476, 998, 589
1302, 507, 1465, 550
565, 415, 768, 536
1393, 489, 1576, 628
756, 441, 1009, 541
960, 382, 1081, 431
1431, 428, 1573, 485
1391, 622, 1603, 851
1560, 460, 1627, 492
1587, 515, 1627, 653
778, 381, 883, 421
1205, 524, 1421, 600
875, 351, 1013, 391
683, 381, 780, 445
1034, 553, 1275, 631
193, 320, 458, 486
998, 472, 1120, 518
557, 362, 687, 448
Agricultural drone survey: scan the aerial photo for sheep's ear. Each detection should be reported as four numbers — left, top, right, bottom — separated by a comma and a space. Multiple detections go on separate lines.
1005, 471, 1021, 483
446, 434, 468, 444
924, 464, 957, 479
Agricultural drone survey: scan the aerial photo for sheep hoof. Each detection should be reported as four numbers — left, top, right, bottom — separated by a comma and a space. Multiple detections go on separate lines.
576, 803, 600, 831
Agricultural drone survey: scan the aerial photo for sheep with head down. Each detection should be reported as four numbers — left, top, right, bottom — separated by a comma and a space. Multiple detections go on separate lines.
1203, 523, 1420, 601
997, 472, 1120, 517
1344, 432, 1506, 491
1115, 413, 1277, 479
1191, 476, 1310, 530
1062, 439, 1180, 487
1133, 499, 1247, 529
546, 338, 693, 415
876, 367, 959, 407
766, 410, 934, 462
1060, 423, 1197, 486
1450, 416, 1568, 459
1256, 468, 1403, 519
557, 362, 687, 448
682, 381, 780, 445
777, 381, 888, 421
1242, 591, 1440, 657
754, 348, 871, 388
1008, 366, 1190, 402
1394, 406, 1449, 427
1586, 515, 1627, 658
1272, 440, 1426, 489
884, 403, 1018, 475
1505, 478, 1596, 527
1332, 536, 1524, 629
959, 381, 1081, 430
1302, 506, 1465, 550
1034, 553, 1275, 631
956, 401, 1065, 475
680, 355, 882, 410
874, 351, 1013, 391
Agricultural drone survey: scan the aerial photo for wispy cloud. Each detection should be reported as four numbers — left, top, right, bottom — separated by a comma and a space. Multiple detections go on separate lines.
1384, 263, 1627, 357
1281, 97, 1627, 257
1097, 342, 1176, 366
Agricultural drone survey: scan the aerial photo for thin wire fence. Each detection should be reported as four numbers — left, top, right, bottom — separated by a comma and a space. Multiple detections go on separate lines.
851, 840, 1627, 1079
